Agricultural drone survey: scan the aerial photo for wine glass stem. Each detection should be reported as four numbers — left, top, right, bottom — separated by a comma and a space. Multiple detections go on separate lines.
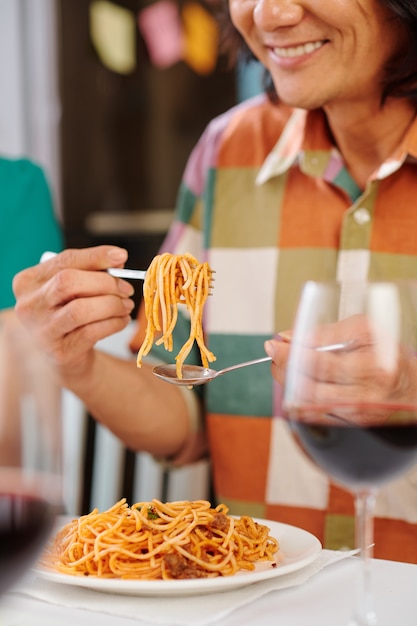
349, 490, 378, 626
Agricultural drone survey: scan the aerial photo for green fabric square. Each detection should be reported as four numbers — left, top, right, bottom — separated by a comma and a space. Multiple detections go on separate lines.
274, 248, 339, 331
324, 514, 355, 551
216, 497, 266, 519
211, 168, 284, 248
207, 334, 273, 416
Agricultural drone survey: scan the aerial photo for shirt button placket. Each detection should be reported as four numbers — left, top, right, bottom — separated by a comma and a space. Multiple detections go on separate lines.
353, 207, 371, 225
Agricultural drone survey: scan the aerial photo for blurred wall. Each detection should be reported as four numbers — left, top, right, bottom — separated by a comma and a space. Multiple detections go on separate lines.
0, 0, 62, 217
0, 0, 237, 248
57, 0, 236, 248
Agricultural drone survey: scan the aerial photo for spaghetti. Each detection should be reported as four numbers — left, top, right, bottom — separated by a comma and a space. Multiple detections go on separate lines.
42, 499, 279, 580
136, 252, 215, 378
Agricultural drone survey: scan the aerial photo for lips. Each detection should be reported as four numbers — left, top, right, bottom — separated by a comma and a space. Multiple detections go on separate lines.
272, 40, 325, 58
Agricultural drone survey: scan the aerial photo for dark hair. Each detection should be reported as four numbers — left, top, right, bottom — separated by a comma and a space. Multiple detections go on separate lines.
219, 0, 417, 105
380, 0, 417, 102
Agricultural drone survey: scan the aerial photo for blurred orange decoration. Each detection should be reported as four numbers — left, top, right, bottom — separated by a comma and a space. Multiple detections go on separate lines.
182, 2, 219, 74
138, 0, 219, 74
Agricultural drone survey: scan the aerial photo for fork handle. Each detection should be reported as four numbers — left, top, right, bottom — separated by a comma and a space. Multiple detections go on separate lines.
107, 267, 146, 280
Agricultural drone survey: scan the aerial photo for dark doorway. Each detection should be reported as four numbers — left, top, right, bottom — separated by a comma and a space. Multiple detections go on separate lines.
56, 0, 236, 279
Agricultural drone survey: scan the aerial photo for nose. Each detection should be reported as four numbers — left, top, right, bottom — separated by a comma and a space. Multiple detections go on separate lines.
253, 0, 304, 31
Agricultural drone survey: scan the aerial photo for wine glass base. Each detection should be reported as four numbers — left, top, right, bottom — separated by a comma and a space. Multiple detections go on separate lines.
348, 613, 377, 626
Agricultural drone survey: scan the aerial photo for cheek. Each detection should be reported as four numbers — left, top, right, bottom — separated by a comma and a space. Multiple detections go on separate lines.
229, 0, 256, 35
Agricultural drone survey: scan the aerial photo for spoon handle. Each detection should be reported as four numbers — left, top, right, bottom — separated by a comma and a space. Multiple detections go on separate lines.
217, 340, 353, 378
219, 356, 272, 376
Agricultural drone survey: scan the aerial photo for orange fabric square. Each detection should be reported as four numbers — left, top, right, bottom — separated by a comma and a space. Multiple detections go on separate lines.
217, 102, 292, 168
371, 166, 417, 254
207, 414, 271, 501
374, 517, 417, 563
328, 483, 355, 516
279, 169, 346, 248
266, 504, 326, 545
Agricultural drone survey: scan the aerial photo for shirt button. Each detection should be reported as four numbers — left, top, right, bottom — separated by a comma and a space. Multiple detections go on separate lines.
353, 207, 371, 225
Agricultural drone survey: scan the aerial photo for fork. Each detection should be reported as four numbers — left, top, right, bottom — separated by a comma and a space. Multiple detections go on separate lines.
40, 252, 147, 280
106, 267, 146, 280
40, 252, 215, 289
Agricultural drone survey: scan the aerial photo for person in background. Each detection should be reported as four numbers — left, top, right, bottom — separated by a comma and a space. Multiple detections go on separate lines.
0, 156, 63, 311
12, 0, 417, 562
0, 156, 63, 465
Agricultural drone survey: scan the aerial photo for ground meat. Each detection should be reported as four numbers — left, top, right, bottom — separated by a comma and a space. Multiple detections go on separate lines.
163, 553, 211, 579
210, 512, 230, 533
162, 513, 231, 579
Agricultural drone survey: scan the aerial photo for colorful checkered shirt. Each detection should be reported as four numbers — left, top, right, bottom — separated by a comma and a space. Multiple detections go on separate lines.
131, 94, 417, 563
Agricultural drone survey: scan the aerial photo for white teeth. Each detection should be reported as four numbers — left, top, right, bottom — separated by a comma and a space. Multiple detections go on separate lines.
273, 40, 323, 58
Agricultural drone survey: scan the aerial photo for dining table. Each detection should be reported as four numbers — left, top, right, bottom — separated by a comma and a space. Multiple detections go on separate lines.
1, 548, 416, 626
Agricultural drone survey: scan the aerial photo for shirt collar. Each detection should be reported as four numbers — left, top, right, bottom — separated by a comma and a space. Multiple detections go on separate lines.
256, 108, 308, 185
372, 114, 417, 180
256, 107, 417, 186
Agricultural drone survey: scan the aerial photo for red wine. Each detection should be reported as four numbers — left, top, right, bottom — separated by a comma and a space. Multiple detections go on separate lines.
291, 417, 417, 490
0, 493, 55, 593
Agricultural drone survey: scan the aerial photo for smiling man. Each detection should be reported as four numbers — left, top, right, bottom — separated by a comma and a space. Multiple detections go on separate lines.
13, 0, 417, 563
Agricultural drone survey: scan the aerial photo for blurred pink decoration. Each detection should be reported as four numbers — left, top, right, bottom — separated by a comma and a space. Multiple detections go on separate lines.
138, 1, 184, 68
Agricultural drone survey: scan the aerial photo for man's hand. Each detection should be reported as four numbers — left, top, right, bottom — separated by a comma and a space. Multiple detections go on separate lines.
13, 246, 135, 381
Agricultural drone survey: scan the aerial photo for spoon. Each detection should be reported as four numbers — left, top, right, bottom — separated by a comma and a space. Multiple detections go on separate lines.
152, 340, 355, 386
153, 356, 272, 386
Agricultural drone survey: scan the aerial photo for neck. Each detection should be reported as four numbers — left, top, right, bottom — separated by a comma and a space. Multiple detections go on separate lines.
324, 98, 416, 190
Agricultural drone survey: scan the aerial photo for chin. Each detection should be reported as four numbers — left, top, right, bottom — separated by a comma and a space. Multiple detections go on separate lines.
271, 75, 327, 110
275, 89, 326, 111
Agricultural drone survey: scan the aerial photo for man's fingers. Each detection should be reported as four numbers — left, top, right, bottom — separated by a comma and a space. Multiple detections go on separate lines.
13, 246, 129, 297
44, 268, 134, 307
43, 294, 135, 339
30, 245, 128, 280
43, 246, 128, 273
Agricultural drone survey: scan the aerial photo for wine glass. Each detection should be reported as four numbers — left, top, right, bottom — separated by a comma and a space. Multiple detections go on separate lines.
283, 280, 417, 626
0, 313, 62, 594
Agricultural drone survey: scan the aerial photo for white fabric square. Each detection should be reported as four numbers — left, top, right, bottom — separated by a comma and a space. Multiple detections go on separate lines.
375, 468, 417, 523
336, 249, 370, 283
265, 418, 329, 510
209, 247, 278, 334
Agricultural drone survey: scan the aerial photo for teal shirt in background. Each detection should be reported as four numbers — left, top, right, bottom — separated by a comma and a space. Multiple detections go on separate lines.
0, 157, 64, 310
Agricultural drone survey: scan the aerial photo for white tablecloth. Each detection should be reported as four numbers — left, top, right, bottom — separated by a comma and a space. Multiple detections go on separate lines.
2, 554, 417, 626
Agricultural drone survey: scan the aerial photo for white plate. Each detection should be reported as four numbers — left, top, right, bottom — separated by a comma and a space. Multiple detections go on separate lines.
34, 518, 321, 597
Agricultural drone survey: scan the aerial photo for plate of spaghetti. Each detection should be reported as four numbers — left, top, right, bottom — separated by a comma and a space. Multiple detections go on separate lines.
35, 499, 321, 596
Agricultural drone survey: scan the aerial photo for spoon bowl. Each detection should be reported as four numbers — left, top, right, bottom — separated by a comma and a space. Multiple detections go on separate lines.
153, 357, 272, 386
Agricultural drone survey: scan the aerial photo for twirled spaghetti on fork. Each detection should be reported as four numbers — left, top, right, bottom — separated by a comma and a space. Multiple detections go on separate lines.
136, 252, 216, 378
